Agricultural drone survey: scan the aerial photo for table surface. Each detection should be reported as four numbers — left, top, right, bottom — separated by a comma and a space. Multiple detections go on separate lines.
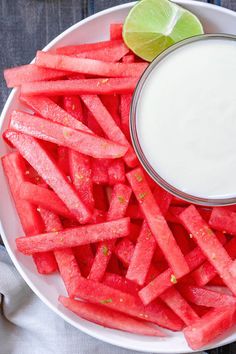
0, 0, 236, 353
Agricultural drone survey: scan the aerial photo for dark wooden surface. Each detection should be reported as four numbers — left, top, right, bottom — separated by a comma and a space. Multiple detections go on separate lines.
0, 0, 236, 353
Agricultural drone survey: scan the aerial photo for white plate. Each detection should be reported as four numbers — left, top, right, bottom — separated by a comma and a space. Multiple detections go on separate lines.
1, 2, 236, 353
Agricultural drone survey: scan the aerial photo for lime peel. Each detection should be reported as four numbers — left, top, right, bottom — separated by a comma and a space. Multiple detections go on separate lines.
123, 0, 204, 61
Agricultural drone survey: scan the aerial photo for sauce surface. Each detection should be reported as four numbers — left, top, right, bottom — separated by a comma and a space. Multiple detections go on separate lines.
137, 37, 236, 199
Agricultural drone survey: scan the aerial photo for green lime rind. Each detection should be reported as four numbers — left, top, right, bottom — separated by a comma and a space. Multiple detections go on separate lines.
123, 0, 204, 62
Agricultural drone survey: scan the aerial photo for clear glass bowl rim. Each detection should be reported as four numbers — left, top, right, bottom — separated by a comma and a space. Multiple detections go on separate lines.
130, 33, 236, 207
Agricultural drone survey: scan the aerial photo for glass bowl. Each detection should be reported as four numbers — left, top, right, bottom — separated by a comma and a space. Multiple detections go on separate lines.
130, 33, 236, 207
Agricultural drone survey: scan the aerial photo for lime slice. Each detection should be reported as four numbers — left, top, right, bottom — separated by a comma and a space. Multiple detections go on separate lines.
123, 0, 204, 61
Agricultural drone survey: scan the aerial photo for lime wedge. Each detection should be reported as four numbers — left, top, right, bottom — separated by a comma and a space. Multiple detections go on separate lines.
123, 0, 204, 61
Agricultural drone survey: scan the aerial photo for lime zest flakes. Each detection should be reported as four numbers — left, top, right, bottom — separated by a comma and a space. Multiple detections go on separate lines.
100, 298, 113, 304
138, 192, 147, 200
206, 228, 214, 236
212, 253, 216, 260
118, 195, 125, 204
101, 142, 108, 150
63, 129, 72, 138
145, 230, 152, 240
51, 227, 59, 232
75, 173, 84, 180
134, 173, 143, 182
139, 313, 148, 319
170, 274, 177, 284
102, 245, 109, 256
97, 79, 109, 86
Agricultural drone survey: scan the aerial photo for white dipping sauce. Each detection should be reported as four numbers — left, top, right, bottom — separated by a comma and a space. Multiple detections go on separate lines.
137, 37, 236, 199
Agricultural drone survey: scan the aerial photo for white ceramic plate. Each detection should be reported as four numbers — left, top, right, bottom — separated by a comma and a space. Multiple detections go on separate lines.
1, 2, 236, 353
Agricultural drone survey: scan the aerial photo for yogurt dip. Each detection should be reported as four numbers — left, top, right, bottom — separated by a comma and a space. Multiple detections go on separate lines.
135, 35, 236, 200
